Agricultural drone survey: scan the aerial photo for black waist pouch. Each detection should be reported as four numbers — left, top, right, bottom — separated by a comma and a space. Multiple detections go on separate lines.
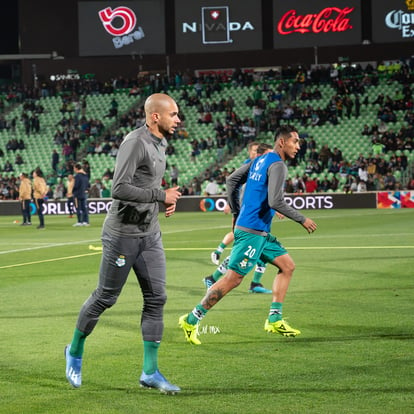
118, 202, 149, 225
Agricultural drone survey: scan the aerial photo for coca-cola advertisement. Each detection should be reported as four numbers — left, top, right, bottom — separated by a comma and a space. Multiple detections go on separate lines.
273, 0, 361, 49
372, 0, 414, 43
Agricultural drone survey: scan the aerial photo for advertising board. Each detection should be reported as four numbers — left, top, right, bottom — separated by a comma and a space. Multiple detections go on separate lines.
175, 0, 262, 53
78, 1, 165, 56
273, 0, 361, 49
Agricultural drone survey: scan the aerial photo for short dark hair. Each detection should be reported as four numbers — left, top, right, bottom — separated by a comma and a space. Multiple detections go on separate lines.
257, 143, 273, 155
274, 125, 298, 141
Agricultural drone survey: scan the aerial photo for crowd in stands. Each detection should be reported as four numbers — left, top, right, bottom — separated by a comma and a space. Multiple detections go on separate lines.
1, 60, 414, 200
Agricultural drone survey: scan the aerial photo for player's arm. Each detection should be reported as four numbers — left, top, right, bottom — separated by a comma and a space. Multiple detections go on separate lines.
267, 163, 306, 223
268, 163, 317, 233
226, 162, 250, 217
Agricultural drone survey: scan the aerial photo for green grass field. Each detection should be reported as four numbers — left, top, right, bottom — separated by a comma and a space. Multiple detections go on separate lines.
1, 209, 413, 414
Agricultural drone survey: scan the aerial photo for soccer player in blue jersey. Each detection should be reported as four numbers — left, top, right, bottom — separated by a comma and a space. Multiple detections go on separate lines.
179, 125, 317, 344
207, 142, 274, 294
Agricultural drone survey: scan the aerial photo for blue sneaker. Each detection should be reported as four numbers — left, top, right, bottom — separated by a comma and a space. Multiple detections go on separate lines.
139, 370, 181, 394
249, 283, 272, 294
64, 345, 82, 388
202, 275, 216, 290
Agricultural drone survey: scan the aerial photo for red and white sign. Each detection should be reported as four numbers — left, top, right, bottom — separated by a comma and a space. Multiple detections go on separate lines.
98, 6, 137, 36
273, 0, 361, 49
277, 7, 354, 35
78, 1, 165, 57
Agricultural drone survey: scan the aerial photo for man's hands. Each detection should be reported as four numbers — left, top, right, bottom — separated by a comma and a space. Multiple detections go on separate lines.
301, 217, 317, 234
164, 186, 182, 217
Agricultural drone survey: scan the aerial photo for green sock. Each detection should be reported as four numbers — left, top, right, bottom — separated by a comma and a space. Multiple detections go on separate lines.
212, 268, 223, 282
216, 242, 227, 254
268, 302, 283, 323
69, 328, 87, 357
252, 264, 266, 284
187, 304, 207, 325
143, 341, 160, 375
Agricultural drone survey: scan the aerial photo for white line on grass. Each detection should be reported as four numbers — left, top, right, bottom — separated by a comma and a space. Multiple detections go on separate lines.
0, 252, 102, 269
0, 246, 412, 270
0, 239, 101, 255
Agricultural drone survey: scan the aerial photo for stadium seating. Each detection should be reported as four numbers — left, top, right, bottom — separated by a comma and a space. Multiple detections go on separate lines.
1, 71, 413, 194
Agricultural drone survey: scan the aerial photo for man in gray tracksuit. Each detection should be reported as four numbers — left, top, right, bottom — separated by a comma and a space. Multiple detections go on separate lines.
65, 93, 182, 394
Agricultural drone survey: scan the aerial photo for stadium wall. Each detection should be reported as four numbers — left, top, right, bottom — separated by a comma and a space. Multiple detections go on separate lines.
14, 0, 414, 85
1, 192, 413, 216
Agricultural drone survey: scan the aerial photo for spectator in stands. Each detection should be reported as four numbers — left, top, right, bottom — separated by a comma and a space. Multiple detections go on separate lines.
383, 170, 397, 190
170, 164, 179, 186
15, 153, 24, 165
89, 179, 102, 198
318, 144, 332, 170
304, 175, 318, 193
105, 98, 119, 118
205, 178, 220, 196
191, 177, 201, 195
372, 139, 384, 155
93, 141, 103, 155
358, 163, 369, 182
52, 149, 60, 172
109, 143, 119, 158
190, 140, 201, 162
354, 95, 361, 118
53, 178, 65, 200
62, 142, 73, 161
4, 160, 13, 172
356, 177, 367, 192
407, 176, 414, 190
292, 174, 306, 193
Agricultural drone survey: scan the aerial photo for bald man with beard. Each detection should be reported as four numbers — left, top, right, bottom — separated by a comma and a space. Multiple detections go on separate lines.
65, 94, 182, 394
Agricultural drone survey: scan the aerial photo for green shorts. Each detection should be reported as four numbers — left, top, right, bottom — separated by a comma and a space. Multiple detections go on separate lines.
228, 229, 288, 276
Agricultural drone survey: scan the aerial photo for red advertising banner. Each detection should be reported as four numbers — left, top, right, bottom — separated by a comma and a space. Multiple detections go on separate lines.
273, 0, 361, 49
372, 0, 414, 44
377, 191, 414, 208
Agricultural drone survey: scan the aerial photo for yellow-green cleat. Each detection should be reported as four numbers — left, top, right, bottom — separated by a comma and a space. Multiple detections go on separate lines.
264, 319, 301, 337
178, 314, 201, 345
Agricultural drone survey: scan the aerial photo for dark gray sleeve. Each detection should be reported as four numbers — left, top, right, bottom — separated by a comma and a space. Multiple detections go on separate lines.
111, 134, 165, 203
268, 162, 306, 224
226, 162, 251, 216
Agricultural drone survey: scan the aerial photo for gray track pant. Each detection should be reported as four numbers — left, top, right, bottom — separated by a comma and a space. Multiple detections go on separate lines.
76, 230, 167, 342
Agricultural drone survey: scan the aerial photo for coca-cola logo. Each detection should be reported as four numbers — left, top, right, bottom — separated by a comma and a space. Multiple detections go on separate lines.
277, 7, 354, 35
